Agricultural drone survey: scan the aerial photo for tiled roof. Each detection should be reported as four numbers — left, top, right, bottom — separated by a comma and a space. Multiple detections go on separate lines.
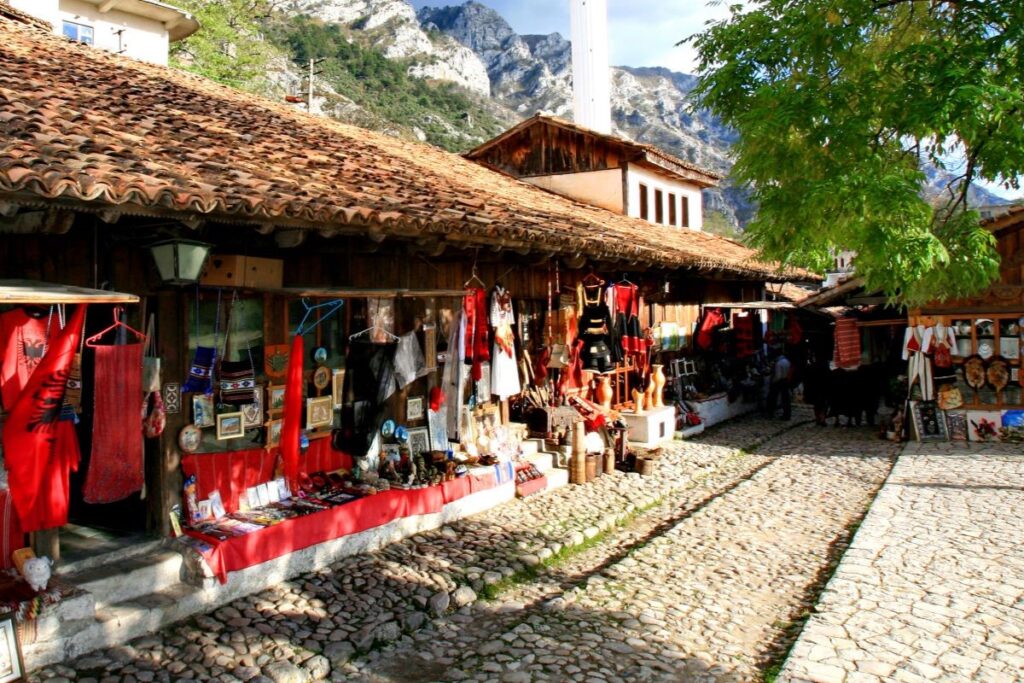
465, 113, 723, 187
0, 14, 800, 281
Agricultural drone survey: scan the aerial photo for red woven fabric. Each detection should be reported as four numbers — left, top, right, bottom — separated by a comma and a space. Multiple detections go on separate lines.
462, 288, 490, 381
281, 335, 304, 490
0, 309, 48, 412
0, 490, 24, 568
2, 305, 85, 531
833, 318, 861, 369
696, 308, 726, 350
83, 343, 144, 503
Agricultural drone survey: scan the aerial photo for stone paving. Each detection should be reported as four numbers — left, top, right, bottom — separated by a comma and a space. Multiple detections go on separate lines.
30, 412, 899, 682
779, 441, 1024, 683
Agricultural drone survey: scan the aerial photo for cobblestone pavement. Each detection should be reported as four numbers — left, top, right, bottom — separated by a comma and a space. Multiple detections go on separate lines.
780, 441, 1024, 683
31, 412, 898, 683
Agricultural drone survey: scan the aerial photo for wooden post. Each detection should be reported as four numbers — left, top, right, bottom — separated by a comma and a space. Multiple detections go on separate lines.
151, 290, 185, 536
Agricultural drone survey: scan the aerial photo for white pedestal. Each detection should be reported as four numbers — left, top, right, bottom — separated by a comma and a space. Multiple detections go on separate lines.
689, 392, 757, 428
622, 405, 675, 448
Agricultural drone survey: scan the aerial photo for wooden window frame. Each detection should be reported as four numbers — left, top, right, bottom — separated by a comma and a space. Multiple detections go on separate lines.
681, 196, 690, 228
668, 193, 677, 226
639, 183, 649, 220
654, 189, 664, 224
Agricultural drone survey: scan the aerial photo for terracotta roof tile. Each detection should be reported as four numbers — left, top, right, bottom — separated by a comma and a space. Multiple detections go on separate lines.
0, 15, 806, 281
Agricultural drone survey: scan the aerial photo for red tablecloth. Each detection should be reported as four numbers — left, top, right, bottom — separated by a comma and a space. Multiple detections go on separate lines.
181, 440, 352, 514
187, 473, 496, 583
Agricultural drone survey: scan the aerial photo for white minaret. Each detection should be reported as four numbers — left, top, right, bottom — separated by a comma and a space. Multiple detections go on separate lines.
570, 0, 612, 134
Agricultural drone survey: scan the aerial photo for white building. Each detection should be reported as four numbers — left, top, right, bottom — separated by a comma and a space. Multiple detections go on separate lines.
465, 114, 719, 231
8, 0, 198, 65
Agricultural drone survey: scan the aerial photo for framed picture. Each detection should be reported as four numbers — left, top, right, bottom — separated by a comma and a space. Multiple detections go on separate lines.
0, 613, 23, 683
910, 400, 948, 442
216, 411, 245, 440
407, 396, 424, 421
428, 407, 449, 452
407, 427, 429, 456
266, 418, 283, 448
332, 369, 346, 409
241, 386, 263, 429
192, 394, 214, 428
306, 396, 333, 430
946, 410, 968, 441
267, 384, 286, 415
163, 382, 181, 415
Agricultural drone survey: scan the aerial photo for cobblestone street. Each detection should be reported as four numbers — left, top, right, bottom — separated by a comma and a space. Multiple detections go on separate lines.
32, 413, 901, 682
781, 442, 1024, 683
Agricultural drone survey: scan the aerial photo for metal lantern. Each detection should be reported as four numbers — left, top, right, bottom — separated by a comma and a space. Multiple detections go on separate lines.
148, 239, 212, 285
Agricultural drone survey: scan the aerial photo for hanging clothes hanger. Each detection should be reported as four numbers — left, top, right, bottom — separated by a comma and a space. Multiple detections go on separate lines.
619, 272, 635, 286
464, 265, 485, 289
349, 298, 398, 342
582, 270, 605, 287
293, 298, 345, 337
86, 306, 146, 347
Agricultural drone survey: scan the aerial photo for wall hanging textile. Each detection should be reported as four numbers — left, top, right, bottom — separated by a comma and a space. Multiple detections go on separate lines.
281, 335, 304, 490
733, 312, 757, 358
903, 325, 933, 401
696, 308, 726, 350
394, 331, 426, 390
218, 294, 255, 404
462, 287, 490, 381
609, 281, 641, 360
0, 307, 51, 411
489, 286, 521, 400
83, 342, 145, 503
182, 289, 220, 395
337, 339, 397, 459
2, 305, 85, 531
833, 317, 862, 370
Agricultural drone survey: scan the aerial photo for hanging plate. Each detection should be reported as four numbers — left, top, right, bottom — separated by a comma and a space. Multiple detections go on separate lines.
313, 365, 331, 390
178, 424, 203, 453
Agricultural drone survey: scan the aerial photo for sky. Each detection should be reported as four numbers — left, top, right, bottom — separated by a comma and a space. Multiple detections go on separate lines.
411, 0, 1022, 200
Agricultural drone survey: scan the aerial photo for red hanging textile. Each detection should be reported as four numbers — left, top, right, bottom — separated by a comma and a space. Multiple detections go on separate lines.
833, 318, 861, 369
0, 308, 50, 412
696, 308, 726, 350
2, 305, 86, 532
83, 342, 144, 503
462, 288, 490, 381
281, 335, 304, 490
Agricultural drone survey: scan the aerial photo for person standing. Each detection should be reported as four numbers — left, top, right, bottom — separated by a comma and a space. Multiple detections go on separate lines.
767, 348, 792, 420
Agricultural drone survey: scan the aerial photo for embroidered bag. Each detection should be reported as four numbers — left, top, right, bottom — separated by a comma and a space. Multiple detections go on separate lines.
143, 391, 166, 438
141, 314, 161, 393
218, 295, 256, 404
182, 290, 220, 395
933, 340, 953, 369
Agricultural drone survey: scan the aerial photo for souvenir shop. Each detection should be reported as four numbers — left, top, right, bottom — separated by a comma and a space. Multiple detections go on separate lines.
900, 207, 1024, 443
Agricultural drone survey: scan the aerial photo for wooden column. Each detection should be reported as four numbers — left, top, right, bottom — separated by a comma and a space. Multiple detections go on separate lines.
151, 289, 185, 536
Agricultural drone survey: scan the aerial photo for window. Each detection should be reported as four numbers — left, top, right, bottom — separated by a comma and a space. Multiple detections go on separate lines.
638, 183, 649, 220
654, 189, 664, 224
681, 196, 690, 228
668, 193, 677, 226
62, 21, 94, 45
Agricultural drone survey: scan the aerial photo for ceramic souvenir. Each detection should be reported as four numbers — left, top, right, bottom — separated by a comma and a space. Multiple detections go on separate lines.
381, 420, 396, 437
22, 556, 52, 592
313, 346, 328, 364
178, 424, 202, 453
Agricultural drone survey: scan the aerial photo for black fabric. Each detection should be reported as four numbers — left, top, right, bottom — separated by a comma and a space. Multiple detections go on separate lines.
337, 340, 397, 458
579, 304, 615, 373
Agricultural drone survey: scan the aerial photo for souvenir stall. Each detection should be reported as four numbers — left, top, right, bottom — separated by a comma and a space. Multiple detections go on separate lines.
0, 280, 140, 650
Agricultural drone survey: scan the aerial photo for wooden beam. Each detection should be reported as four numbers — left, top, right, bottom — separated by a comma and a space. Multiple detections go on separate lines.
98, 0, 118, 12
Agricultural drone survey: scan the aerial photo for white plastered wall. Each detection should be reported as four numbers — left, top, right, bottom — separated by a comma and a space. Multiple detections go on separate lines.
523, 168, 624, 214
625, 163, 704, 231
10, 0, 171, 65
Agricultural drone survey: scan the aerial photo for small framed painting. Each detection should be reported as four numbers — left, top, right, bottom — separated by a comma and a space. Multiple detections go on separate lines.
406, 396, 424, 422
428, 406, 449, 452
216, 411, 245, 440
192, 394, 215, 428
0, 612, 24, 683
265, 418, 283, 449
332, 369, 346, 409
407, 427, 429, 456
945, 410, 968, 441
241, 386, 263, 429
306, 396, 333, 430
267, 384, 286, 416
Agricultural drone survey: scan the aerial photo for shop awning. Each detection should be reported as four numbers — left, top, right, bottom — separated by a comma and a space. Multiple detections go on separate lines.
271, 287, 467, 299
702, 301, 796, 310
0, 280, 139, 304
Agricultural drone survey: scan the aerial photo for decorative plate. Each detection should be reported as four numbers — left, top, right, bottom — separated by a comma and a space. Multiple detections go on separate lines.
987, 358, 1010, 392
381, 419, 396, 437
313, 365, 331, 390
394, 425, 409, 443
964, 355, 986, 390
178, 424, 202, 453
313, 346, 328, 364
978, 341, 994, 360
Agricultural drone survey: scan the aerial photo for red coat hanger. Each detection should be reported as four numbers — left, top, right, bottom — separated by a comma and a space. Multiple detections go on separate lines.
85, 306, 146, 347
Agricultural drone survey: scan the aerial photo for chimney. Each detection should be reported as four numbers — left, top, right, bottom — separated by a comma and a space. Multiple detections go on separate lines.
570, 0, 612, 134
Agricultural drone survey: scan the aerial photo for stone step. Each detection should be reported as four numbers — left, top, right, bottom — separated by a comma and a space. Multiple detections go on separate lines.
64, 549, 184, 610
544, 467, 569, 492
524, 451, 554, 473
519, 438, 543, 456
58, 538, 163, 575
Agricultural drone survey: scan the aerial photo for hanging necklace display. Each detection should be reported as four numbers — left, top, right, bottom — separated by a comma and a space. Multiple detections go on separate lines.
183, 287, 220, 395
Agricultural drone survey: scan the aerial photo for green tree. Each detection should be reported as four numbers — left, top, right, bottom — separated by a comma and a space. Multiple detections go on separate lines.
689, 1, 1022, 304
170, 0, 280, 94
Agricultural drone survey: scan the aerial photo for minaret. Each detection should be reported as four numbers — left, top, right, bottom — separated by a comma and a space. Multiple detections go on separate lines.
570, 0, 612, 134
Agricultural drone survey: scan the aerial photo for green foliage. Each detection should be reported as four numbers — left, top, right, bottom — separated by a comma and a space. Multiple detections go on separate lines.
170, 0, 280, 94
689, 1, 1022, 304
264, 15, 505, 151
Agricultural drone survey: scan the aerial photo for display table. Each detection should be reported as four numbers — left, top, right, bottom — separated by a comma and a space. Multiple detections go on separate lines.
621, 405, 675, 447
688, 392, 758, 428
183, 457, 514, 584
